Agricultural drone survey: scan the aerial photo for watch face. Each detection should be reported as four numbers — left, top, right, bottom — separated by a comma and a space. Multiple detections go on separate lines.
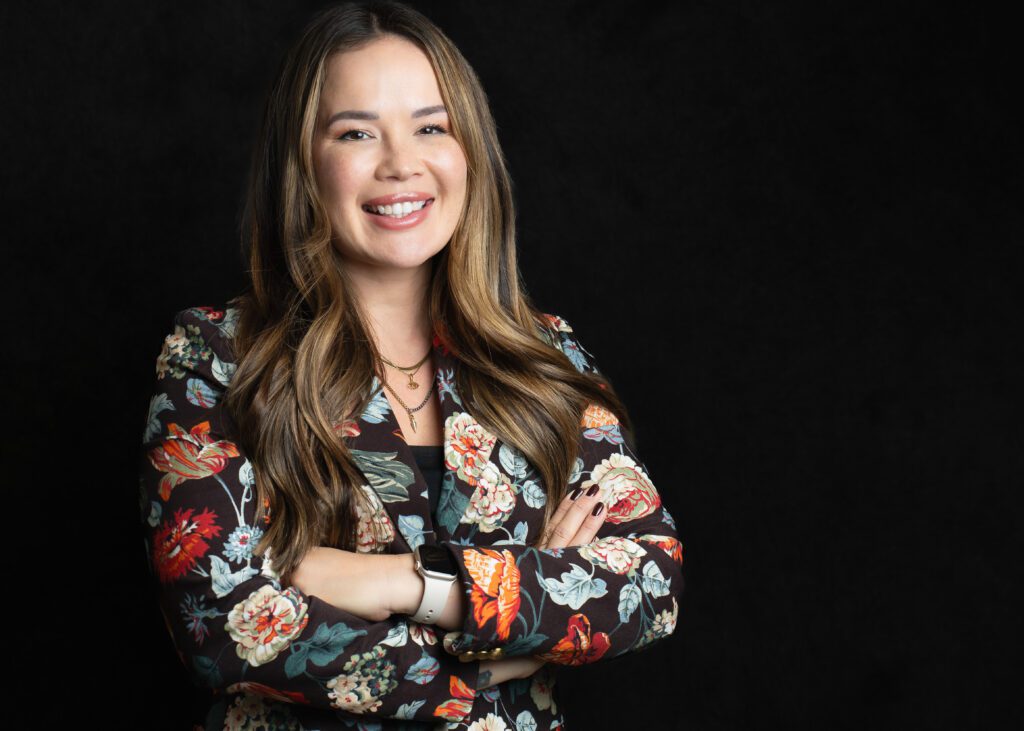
418, 544, 457, 576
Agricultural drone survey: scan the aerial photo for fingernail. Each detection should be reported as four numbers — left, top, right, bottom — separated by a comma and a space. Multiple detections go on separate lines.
569, 487, 583, 501
591, 502, 605, 517
586, 484, 600, 497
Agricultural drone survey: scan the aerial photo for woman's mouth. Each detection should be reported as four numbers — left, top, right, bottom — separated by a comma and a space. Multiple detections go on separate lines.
362, 198, 434, 219
362, 198, 434, 230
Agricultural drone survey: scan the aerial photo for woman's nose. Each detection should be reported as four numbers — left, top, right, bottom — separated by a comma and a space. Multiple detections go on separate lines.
377, 136, 422, 180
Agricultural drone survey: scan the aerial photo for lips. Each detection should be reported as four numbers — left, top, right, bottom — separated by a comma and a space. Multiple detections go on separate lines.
362, 192, 434, 208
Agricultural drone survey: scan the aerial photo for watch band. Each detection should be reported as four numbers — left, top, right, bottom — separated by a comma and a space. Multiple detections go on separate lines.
412, 545, 457, 624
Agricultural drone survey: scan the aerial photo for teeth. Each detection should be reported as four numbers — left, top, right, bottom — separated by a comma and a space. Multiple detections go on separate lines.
366, 200, 429, 218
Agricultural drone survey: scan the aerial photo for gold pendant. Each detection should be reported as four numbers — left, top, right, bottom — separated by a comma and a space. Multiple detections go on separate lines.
407, 373, 419, 390
409, 412, 418, 432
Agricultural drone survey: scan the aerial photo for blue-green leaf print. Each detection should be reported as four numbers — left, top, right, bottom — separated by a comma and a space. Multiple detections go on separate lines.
618, 583, 642, 622
360, 381, 393, 423
499, 443, 530, 479
192, 654, 223, 688
567, 457, 584, 485
558, 334, 589, 373
394, 700, 426, 720
211, 354, 236, 387
185, 377, 219, 408
351, 449, 414, 502
143, 393, 175, 441
404, 649, 440, 684
521, 479, 546, 509
209, 555, 258, 598
284, 621, 368, 678
640, 561, 670, 598
516, 710, 538, 731
501, 633, 548, 657
536, 564, 608, 610
398, 514, 427, 551
435, 471, 470, 533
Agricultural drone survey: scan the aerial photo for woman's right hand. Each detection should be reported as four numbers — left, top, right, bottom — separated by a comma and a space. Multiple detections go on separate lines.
537, 483, 608, 550
472, 484, 608, 689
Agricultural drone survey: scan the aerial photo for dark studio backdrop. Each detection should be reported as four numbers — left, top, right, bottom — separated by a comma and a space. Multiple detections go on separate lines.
4, 1, 1017, 728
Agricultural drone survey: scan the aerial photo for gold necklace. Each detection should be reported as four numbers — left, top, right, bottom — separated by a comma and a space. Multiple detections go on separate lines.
381, 375, 435, 432
379, 350, 432, 390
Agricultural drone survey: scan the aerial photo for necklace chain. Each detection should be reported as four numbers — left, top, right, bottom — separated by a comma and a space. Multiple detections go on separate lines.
378, 346, 434, 433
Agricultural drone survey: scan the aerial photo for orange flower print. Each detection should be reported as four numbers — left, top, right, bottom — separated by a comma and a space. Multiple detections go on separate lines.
637, 533, 684, 565
148, 421, 241, 500
538, 613, 611, 666
580, 403, 619, 428
433, 675, 476, 722
226, 585, 310, 667
152, 506, 221, 583
462, 548, 521, 641
224, 681, 309, 705
445, 412, 497, 486
581, 452, 660, 524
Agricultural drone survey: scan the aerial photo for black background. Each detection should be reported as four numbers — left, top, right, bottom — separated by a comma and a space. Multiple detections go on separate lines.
4, 1, 1018, 728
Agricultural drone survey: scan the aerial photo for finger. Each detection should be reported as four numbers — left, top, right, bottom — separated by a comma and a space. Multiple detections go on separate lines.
570, 498, 608, 546
543, 484, 603, 549
538, 484, 586, 548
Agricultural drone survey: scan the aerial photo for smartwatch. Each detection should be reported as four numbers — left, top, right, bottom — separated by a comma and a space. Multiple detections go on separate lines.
411, 544, 458, 624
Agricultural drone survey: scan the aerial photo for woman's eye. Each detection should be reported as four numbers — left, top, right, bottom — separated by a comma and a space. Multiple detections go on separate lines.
420, 124, 448, 135
338, 129, 370, 141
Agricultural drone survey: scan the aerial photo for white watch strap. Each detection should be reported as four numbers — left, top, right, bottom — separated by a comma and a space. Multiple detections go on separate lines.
412, 572, 455, 624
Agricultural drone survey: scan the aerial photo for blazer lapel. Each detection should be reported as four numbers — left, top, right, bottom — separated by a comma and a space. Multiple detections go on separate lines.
342, 328, 472, 553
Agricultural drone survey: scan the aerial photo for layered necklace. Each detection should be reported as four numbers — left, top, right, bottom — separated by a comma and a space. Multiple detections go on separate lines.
379, 348, 434, 433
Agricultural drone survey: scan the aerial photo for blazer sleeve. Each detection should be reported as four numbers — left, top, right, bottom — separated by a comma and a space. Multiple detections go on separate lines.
139, 307, 480, 725
441, 314, 685, 666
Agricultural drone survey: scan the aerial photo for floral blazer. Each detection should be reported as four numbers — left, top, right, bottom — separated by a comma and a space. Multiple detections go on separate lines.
139, 305, 684, 731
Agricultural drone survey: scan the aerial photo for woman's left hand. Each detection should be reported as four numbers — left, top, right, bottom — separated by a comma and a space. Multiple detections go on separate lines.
287, 547, 401, 622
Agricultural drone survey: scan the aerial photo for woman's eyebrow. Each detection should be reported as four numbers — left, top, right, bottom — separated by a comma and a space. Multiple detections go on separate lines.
326, 104, 447, 125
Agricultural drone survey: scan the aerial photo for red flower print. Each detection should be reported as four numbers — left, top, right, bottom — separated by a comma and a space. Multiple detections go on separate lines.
538, 613, 611, 666
148, 421, 240, 500
462, 548, 521, 641
333, 418, 361, 438
194, 306, 224, 322
152, 507, 222, 583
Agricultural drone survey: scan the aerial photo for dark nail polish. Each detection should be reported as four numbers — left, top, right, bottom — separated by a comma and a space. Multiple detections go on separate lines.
591, 502, 605, 517
586, 484, 600, 497
569, 487, 583, 501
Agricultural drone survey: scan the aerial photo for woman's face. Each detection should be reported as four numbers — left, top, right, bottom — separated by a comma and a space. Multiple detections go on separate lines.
313, 35, 468, 275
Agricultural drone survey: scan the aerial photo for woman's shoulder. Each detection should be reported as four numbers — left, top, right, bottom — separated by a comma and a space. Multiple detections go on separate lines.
156, 303, 241, 384
167, 303, 241, 351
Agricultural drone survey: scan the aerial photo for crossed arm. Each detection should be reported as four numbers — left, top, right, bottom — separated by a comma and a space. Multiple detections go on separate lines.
287, 480, 611, 689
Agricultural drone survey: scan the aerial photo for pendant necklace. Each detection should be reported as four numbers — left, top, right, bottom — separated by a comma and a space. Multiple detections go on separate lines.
379, 349, 434, 432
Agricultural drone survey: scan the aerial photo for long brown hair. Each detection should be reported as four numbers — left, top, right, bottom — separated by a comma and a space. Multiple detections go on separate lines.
223, 0, 635, 584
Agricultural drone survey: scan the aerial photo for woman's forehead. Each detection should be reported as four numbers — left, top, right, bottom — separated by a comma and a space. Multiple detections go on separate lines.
321, 37, 441, 107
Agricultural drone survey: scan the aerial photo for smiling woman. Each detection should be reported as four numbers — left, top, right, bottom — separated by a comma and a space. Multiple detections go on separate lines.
313, 37, 468, 267
139, 2, 684, 729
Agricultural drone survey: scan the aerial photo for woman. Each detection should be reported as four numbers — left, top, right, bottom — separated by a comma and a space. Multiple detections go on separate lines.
139, 2, 684, 729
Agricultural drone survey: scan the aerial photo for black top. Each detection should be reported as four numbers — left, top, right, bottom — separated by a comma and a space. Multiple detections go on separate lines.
410, 445, 444, 519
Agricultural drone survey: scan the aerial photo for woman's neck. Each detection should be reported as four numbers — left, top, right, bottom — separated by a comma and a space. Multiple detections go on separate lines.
347, 261, 434, 361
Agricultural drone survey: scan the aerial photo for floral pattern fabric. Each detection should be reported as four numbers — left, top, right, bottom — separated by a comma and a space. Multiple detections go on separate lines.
139, 305, 684, 730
